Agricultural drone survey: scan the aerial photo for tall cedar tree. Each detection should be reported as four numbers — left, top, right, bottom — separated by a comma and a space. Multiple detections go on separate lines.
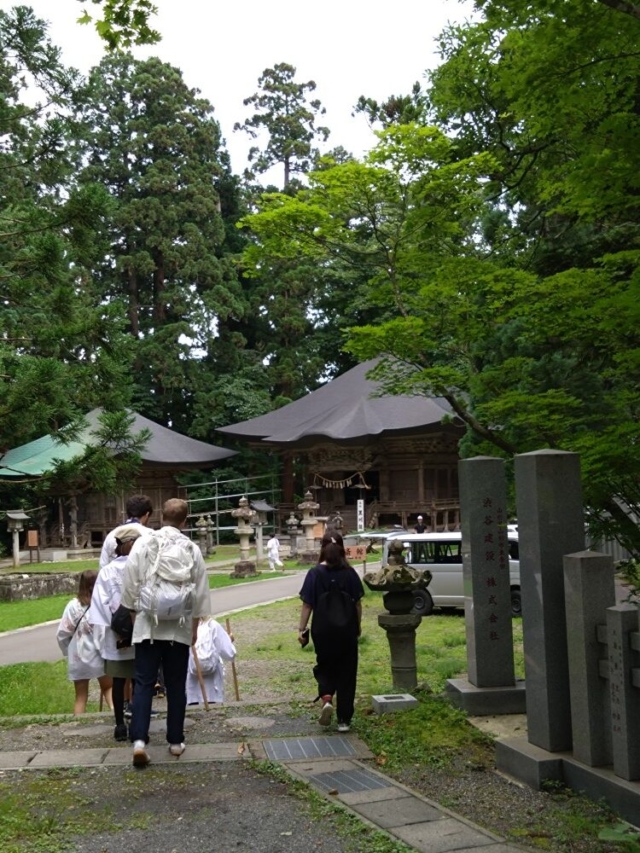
73, 54, 246, 434
0, 7, 133, 453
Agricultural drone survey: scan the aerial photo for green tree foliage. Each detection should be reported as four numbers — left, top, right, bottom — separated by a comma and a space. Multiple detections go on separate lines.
73, 53, 246, 433
423, 0, 640, 547
0, 7, 133, 454
234, 62, 330, 188
76, 0, 160, 49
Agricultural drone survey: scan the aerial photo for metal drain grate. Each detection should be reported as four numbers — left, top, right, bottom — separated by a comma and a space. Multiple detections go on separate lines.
263, 736, 357, 761
309, 767, 393, 794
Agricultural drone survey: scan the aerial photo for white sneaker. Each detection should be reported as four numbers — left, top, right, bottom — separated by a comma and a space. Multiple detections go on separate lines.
337, 722, 350, 733
319, 701, 333, 727
132, 740, 150, 767
169, 742, 186, 756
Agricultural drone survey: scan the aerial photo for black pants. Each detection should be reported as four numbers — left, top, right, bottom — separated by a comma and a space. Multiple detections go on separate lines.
131, 640, 189, 745
312, 639, 358, 725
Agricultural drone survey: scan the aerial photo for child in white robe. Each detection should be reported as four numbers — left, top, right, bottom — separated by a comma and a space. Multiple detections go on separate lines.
186, 617, 236, 705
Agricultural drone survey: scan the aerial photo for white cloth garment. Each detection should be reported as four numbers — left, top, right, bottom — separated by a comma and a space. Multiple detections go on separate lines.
120, 525, 210, 646
266, 536, 283, 570
186, 618, 236, 705
88, 555, 135, 662
99, 521, 151, 569
57, 598, 106, 681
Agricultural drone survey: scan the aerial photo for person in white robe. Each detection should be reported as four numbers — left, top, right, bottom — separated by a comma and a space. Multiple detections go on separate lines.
186, 617, 237, 705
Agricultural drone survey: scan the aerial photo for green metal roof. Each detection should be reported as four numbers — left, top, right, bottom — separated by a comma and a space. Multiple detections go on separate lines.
0, 409, 236, 478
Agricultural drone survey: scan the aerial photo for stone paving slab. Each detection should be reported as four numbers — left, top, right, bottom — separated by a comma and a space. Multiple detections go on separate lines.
392, 817, 500, 853
284, 757, 376, 778
340, 786, 412, 806
0, 750, 36, 769
351, 796, 443, 829
29, 748, 109, 768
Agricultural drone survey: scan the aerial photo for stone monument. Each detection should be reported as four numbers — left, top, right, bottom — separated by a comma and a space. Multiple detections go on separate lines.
445, 456, 525, 714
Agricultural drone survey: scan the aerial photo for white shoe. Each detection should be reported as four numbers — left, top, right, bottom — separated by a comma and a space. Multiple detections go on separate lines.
132, 740, 150, 767
337, 722, 350, 733
319, 701, 333, 727
169, 742, 186, 756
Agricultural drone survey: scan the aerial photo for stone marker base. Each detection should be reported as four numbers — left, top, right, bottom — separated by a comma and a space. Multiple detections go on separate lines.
371, 694, 418, 714
445, 677, 526, 715
298, 550, 319, 564
230, 561, 259, 578
497, 737, 640, 826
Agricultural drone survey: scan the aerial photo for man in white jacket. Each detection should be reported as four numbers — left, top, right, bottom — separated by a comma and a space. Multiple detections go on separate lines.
121, 498, 210, 767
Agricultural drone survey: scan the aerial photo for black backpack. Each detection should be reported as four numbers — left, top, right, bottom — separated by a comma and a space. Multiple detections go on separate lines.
312, 567, 357, 640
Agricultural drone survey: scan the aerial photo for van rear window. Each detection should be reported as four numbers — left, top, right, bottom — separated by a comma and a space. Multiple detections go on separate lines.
407, 541, 462, 564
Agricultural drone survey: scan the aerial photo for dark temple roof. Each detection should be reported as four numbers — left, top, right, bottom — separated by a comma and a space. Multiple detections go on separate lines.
217, 359, 463, 447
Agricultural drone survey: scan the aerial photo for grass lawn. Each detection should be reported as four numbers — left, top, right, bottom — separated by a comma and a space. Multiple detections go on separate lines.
0, 569, 299, 633
0, 591, 523, 717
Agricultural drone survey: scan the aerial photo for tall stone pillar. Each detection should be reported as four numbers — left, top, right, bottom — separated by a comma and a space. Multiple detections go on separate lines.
515, 449, 585, 752
563, 550, 615, 766
459, 456, 515, 688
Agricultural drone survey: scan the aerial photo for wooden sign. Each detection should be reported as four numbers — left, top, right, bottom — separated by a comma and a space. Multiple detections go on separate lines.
27, 530, 39, 548
345, 545, 367, 561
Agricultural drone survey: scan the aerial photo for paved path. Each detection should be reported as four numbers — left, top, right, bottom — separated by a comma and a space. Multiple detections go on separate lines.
0, 728, 524, 853
0, 572, 305, 665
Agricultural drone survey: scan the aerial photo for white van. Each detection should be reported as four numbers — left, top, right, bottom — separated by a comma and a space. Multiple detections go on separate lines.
381, 530, 521, 617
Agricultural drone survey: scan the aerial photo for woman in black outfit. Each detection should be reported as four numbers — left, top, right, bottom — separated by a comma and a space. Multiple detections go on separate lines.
298, 531, 364, 732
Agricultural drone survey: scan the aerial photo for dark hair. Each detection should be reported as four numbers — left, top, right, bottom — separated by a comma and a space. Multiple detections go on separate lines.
126, 494, 153, 520
319, 530, 350, 570
77, 570, 98, 606
162, 498, 188, 527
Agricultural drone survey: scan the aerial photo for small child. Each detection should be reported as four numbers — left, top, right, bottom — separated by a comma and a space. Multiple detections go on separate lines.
57, 570, 112, 715
186, 617, 236, 706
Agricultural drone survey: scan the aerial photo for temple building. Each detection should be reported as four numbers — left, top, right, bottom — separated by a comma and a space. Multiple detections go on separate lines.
218, 359, 465, 532
0, 409, 236, 549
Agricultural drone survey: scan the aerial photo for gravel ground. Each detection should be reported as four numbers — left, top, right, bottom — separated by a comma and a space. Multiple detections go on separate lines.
0, 601, 624, 853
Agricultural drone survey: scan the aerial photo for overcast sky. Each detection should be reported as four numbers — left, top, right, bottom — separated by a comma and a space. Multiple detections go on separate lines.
13, 0, 475, 179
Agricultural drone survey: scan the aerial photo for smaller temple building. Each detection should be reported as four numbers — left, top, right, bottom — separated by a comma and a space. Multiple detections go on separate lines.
0, 409, 236, 549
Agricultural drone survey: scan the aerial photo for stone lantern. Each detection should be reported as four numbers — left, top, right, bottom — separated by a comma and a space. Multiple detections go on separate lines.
363, 539, 432, 691
286, 511, 300, 557
205, 513, 215, 556
231, 496, 258, 577
195, 515, 208, 558
298, 490, 320, 563
6, 510, 30, 570
250, 499, 275, 567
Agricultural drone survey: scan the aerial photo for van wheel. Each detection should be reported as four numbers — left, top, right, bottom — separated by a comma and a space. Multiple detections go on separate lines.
411, 589, 434, 616
511, 588, 522, 617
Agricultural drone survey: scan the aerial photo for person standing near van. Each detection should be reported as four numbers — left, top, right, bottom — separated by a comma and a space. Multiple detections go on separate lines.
298, 531, 364, 732
414, 515, 427, 533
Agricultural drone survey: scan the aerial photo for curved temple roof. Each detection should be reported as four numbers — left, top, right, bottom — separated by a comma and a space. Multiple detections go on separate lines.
217, 359, 462, 447
0, 409, 236, 478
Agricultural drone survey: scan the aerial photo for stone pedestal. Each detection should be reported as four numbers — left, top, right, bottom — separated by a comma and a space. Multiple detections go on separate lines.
377, 612, 422, 690
230, 560, 258, 579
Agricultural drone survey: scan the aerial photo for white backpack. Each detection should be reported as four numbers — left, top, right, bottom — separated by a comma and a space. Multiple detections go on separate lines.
138, 529, 197, 625
189, 621, 220, 675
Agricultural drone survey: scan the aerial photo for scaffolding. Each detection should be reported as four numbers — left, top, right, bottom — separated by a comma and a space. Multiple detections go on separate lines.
183, 473, 280, 545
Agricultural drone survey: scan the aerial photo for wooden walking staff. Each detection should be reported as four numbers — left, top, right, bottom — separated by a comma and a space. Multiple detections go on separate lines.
191, 644, 210, 711
226, 617, 240, 701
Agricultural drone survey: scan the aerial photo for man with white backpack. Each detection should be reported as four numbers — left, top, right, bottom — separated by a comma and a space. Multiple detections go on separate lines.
121, 498, 210, 767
